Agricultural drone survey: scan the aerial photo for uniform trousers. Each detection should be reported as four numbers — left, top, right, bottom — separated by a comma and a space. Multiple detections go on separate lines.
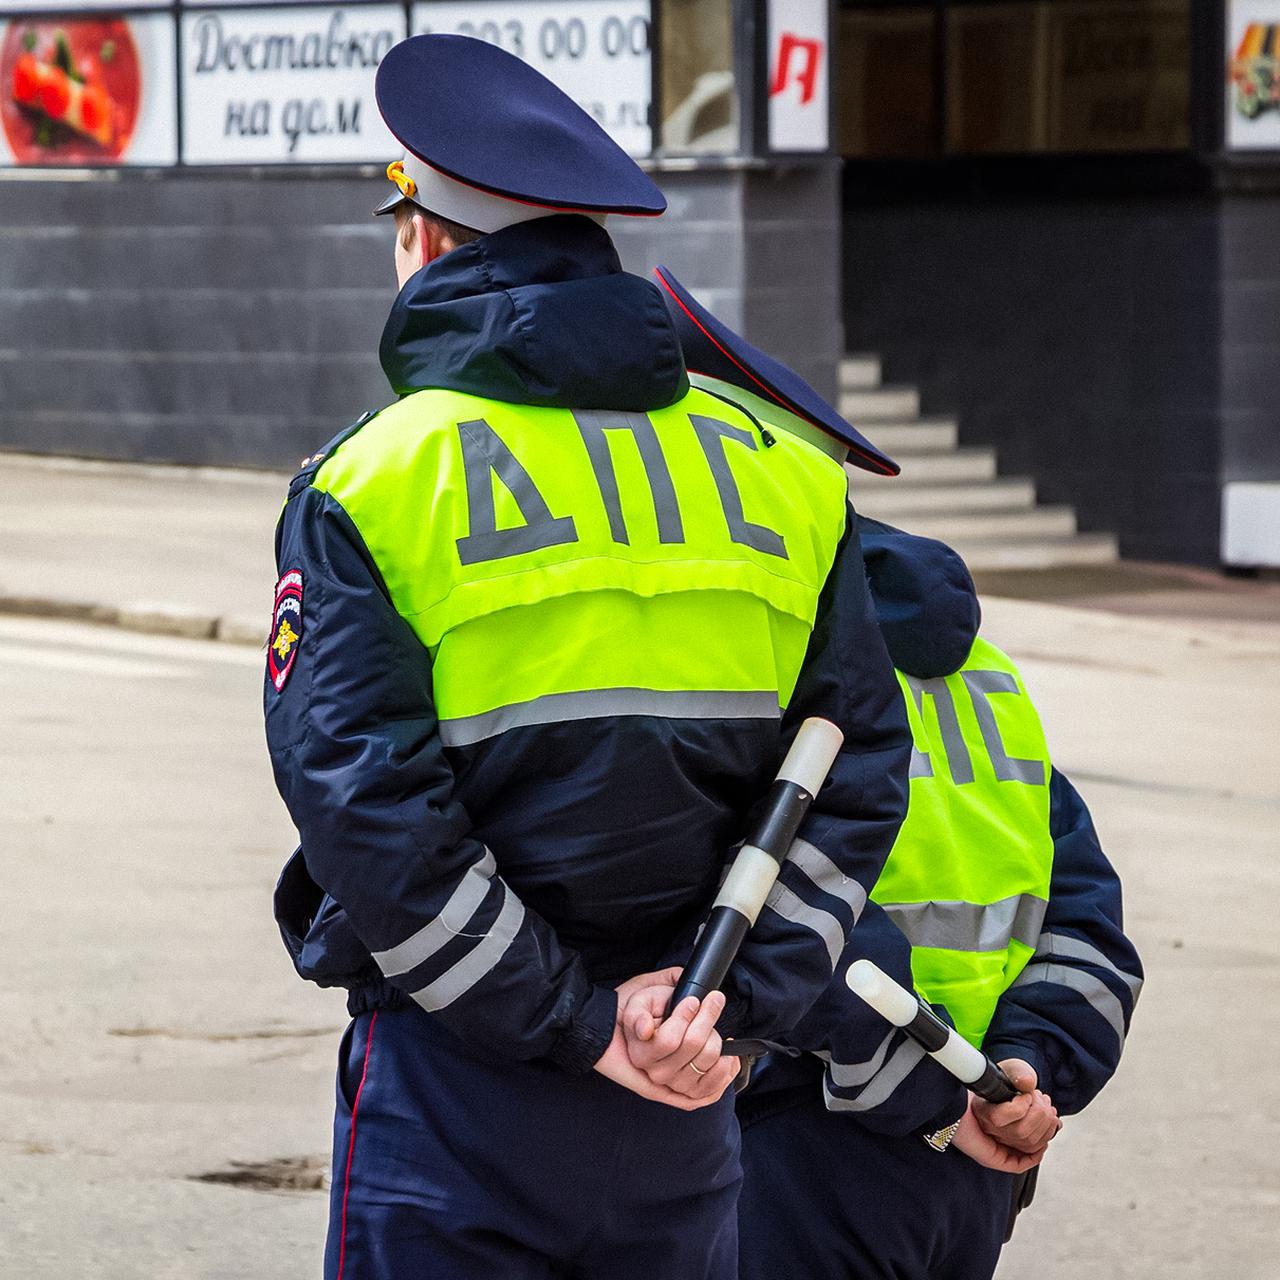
738, 1090, 1010, 1280
326, 1003, 741, 1280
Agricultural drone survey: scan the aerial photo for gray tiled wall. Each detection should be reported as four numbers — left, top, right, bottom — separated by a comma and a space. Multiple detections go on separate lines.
0, 164, 842, 469
613, 163, 843, 404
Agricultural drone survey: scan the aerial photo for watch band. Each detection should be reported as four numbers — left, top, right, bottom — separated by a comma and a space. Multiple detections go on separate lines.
922, 1118, 962, 1153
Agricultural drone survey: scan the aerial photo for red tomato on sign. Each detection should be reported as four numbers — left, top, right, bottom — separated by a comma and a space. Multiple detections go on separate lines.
38, 72, 70, 119
11, 53, 39, 104
80, 83, 107, 132
0, 18, 140, 164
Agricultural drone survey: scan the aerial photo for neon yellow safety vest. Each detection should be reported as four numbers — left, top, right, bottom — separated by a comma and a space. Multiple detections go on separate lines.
311, 385, 850, 741
870, 637, 1054, 1047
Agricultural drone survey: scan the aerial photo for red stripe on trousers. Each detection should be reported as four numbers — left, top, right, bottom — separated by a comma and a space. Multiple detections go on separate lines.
337, 1010, 378, 1280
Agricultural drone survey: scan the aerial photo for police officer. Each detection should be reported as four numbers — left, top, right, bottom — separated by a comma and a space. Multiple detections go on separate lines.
266, 37, 913, 1280
656, 267, 1144, 1279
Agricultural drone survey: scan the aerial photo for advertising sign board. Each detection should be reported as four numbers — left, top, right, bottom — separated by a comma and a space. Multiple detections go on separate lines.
767, 0, 828, 152
1228, 0, 1280, 149
0, 0, 654, 165
0, 10, 176, 165
411, 0, 650, 154
180, 4, 402, 163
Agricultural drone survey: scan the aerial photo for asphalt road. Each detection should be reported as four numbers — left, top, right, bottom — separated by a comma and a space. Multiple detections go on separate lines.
2, 607, 1277, 1277
0, 616, 332, 1278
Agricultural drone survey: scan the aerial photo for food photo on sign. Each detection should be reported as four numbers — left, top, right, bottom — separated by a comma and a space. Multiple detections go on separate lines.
0, 11, 175, 166
1227, 0, 1280, 147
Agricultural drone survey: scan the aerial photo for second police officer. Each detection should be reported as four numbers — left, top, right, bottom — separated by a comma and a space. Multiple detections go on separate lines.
265, 35, 915, 1280
656, 267, 1144, 1280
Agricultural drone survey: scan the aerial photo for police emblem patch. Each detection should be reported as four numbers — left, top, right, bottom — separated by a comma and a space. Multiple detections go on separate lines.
269, 570, 304, 692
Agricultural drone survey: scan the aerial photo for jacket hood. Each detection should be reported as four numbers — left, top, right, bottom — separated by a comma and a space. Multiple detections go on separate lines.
380, 214, 689, 411
858, 517, 981, 678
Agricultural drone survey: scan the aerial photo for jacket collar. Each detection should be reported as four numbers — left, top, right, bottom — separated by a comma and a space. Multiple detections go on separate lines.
380, 215, 689, 411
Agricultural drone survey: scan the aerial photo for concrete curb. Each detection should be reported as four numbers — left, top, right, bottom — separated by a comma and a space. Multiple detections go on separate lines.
0, 593, 263, 647
1, 449, 289, 489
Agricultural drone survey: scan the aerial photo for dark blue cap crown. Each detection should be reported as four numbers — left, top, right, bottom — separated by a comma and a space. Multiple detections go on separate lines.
375, 35, 666, 218
654, 265, 899, 476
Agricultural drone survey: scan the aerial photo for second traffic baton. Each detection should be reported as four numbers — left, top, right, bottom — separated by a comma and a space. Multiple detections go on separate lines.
846, 958, 1039, 1240
845, 959, 1018, 1102
668, 717, 844, 1013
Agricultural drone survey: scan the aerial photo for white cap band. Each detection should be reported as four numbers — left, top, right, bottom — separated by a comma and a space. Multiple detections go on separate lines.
400, 152, 607, 235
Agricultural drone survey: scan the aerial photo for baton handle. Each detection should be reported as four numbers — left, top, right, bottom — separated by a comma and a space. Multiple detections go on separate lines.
846, 960, 1019, 1102
668, 718, 844, 1013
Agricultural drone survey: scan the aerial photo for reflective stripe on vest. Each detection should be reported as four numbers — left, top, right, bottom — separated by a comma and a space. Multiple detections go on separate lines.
870, 637, 1054, 1048
312, 386, 849, 734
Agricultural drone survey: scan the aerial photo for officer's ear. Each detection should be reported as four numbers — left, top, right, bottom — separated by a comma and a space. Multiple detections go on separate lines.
393, 204, 431, 285
395, 205, 455, 265
394, 204, 480, 286
417, 215, 455, 266
394, 205, 423, 258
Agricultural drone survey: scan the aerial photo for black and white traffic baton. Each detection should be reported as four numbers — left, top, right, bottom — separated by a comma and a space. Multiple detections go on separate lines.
846, 959, 1039, 1239
668, 717, 844, 1013
845, 959, 1018, 1102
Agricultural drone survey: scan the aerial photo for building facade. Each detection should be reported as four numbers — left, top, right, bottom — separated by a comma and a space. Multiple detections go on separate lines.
0, 0, 1276, 566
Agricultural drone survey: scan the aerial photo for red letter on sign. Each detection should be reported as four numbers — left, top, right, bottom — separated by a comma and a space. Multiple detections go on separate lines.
769, 33, 823, 105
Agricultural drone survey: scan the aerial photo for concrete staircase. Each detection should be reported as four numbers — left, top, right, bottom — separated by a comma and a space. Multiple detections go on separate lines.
840, 356, 1118, 571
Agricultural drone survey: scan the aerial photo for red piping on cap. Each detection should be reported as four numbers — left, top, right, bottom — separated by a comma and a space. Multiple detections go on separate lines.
655, 268, 897, 476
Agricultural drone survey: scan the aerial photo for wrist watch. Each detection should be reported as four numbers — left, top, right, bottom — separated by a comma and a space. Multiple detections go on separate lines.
922, 1118, 962, 1153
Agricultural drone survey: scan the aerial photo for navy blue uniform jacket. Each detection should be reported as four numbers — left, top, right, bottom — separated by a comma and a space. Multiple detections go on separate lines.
266, 217, 912, 1074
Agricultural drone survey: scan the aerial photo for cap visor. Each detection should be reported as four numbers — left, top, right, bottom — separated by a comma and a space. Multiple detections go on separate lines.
654, 264, 900, 477
373, 190, 407, 217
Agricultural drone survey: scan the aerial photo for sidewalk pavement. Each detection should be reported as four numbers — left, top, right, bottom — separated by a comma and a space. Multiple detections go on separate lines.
4, 449, 1280, 647
0, 453, 287, 644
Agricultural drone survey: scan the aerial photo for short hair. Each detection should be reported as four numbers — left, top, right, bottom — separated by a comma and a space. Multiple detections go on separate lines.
394, 201, 484, 253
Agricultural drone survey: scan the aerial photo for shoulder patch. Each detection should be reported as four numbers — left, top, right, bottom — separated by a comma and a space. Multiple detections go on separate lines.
268, 570, 304, 692
288, 410, 379, 498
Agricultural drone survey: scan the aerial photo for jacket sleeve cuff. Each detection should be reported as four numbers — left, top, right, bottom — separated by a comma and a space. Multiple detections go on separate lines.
547, 984, 617, 1074
917, 1083, 969, 1136
983, 1041, 1052, 1095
